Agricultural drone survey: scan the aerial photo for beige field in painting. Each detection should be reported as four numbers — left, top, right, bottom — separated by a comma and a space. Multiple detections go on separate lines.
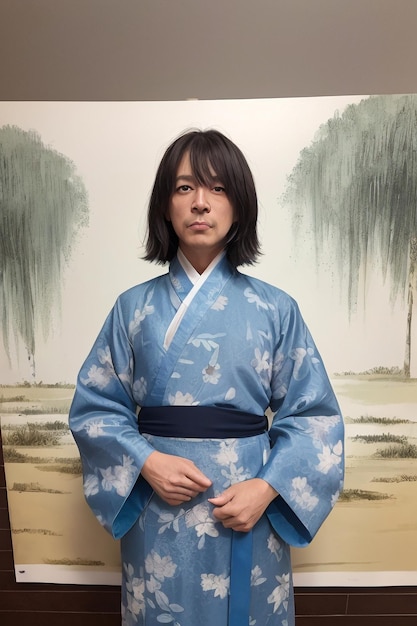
0, 386, 121, 576
293, 377, 417, 575
1, 378, 417, 582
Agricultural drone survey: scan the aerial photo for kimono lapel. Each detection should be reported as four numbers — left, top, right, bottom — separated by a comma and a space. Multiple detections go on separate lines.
148, 251, 234, 402
164, 249, 222, 350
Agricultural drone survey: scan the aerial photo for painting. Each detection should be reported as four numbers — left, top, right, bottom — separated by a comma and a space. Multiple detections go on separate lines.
1, 96, 416, 586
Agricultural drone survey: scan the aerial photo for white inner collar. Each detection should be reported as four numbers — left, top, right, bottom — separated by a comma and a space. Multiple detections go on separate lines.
177, 248, 226, 285
164, 249, 226, 351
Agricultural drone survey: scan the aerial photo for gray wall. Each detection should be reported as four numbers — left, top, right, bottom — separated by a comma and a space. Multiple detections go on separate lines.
1, 0, 417, 101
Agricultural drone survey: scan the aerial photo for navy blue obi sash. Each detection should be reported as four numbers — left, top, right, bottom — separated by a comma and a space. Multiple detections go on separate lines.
138, 405, 267, 438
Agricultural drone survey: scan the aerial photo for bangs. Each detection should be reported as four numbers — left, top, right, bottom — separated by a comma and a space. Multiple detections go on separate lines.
187, 136, 231, 189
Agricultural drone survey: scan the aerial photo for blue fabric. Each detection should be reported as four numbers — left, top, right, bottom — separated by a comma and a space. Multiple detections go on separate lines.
69, 253, 344, 625
229, 531, 253, 626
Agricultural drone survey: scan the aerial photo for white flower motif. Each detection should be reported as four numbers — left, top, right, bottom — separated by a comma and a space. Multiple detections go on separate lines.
146, 574, 161, 593
81, 364, 113, 390
168, 391, 199, 405
290, 346, 321, 380
145, 550, 177, 582
221, 463, 251, 487
185, 503, 219, 548
133, 377, 147, 401
251, 348, 271, 374
189, 333, 225, 350
123, 562, 145, 620
100, 466, 116, 492
202, 363, 221, 384
317, 440, 343, 474
84, 474, 99, 497
290, 476, 318, 511
214, 440, 239, 465
128, 295, 155, 338
307, 415, 341, 439
225, 387, 236, 400
86, 419, 105, 438
244, 287, 272, 310
267, 533, 283, 561
99, 456, 136, 497
201, 573, 229, 599
112, 461, 136, 496
251, 565, 267, 587
211, 295, 228, 310
307, 346, 320, 364
331, 490, 340, 507
271, 352, 291, 399
289, 348, 307, 380
292, 391, 317, 413
157, 509, 185, 534
267, 573, 290, 613
97, 346, 112, 366
131, 578, 145, 604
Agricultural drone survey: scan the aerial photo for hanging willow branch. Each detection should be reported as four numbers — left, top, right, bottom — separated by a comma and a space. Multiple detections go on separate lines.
0, 125, 89, 377
284, 94, 417, 376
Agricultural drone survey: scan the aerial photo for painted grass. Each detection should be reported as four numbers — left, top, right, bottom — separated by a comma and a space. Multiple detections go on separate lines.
2, 420, 69, 430
372, 474, 417, 483
36, 459, 82, 475
43, 557, 105, 567
3, 448, 82, 474
376, 443, 417, 458
340, 489, 392, 502
10, 482, 69, 494
2, 424, 66, 446
352, 416, 412, 425
335, 366, 403, 376
3, 448, 46, 463
12, 528, 62, 536
0, 383, 75, 389
1, 406, 70, 415
353, 434, 408, 444
0, 394, 28, 403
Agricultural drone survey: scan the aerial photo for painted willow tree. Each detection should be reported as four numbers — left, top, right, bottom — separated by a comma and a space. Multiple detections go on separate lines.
0, 125, 88, 380
284, 94, 417, 377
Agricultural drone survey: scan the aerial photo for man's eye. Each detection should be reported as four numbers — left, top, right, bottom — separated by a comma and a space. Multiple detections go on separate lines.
213, 186, 225, 193
178, 185, 191, 192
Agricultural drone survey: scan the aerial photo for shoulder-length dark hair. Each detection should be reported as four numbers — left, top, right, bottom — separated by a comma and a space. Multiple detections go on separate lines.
143, 129, 261, 267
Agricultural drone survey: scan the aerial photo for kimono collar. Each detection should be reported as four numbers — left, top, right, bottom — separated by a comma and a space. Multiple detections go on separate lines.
164, 250, 233, 351
169, 249, 230, 298
177, 248, 227, 285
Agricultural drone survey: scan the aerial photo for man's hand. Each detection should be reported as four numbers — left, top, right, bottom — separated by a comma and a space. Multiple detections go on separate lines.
141, 450, 212, 506
208, 478, 278, 532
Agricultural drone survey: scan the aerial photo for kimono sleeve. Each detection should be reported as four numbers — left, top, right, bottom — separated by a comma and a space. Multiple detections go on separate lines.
257, 297, 344, 547
69, 297, 154, 539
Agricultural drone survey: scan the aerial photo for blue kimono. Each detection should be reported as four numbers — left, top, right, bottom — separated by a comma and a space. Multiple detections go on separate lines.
69, 251, 344, 626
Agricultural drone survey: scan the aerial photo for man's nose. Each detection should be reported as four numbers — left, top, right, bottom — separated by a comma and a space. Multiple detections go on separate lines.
192, 187, 210, 212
